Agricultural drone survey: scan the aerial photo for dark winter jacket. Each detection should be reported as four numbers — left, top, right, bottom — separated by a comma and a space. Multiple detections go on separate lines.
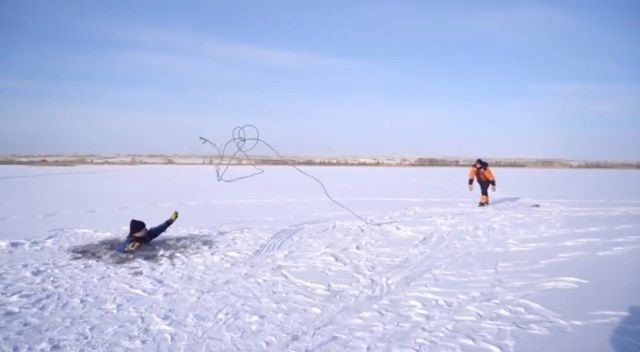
131, 219, 174, 244
115, 219, 174, 253
468, 162, 496, 186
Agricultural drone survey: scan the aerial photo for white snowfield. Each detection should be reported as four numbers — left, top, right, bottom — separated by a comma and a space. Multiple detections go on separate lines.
1, 165, 639, 351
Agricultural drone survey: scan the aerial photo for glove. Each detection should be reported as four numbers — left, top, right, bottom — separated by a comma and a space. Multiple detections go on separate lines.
170, 211, 179, 222
491, 185, 496, 192
126, 241, 141, 252
468, 184, 473, 191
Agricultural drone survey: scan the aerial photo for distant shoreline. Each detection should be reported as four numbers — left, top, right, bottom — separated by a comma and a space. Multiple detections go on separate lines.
1, 155, 638, 169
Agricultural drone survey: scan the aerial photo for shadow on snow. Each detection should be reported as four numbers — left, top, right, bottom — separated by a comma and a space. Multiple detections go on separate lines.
610, 306, 640, 352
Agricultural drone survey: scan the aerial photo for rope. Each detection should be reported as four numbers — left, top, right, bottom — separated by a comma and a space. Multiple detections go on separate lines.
199, 124, 371, 224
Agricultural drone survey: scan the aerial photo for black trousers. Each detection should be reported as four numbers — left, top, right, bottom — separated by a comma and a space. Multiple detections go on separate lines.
478, 181, 490, 196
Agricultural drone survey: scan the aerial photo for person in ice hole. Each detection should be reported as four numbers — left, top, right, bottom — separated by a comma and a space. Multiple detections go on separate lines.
116, 211, 178, 253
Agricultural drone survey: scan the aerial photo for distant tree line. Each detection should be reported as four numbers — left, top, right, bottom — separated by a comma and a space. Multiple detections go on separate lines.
0, 155, 638, 169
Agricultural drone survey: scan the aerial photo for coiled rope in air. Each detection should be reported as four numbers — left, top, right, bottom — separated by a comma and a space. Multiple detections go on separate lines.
199, 124, 370, 224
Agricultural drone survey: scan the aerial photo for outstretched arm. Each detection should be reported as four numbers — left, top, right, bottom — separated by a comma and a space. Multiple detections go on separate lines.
148, 219, 173, 236
147, 211, 179, 242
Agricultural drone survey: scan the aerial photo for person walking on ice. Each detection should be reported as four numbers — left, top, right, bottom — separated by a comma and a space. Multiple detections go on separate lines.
116, 211, 179, 253
468, 159, 496, 206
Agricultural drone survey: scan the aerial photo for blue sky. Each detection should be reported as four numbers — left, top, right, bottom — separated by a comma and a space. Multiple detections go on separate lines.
1, 1, 639, 160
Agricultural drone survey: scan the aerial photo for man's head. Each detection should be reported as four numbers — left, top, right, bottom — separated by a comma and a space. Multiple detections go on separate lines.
475, 159, 489, 169
129, 219, 148, 237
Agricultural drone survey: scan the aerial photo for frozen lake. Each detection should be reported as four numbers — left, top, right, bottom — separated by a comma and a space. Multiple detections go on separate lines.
1, 165, 639, 351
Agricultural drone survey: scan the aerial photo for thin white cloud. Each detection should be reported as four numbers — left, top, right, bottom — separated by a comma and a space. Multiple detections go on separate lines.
418, 3, 582, 41
104, 27, 369, 70
521, 83, 640, 120
0, 79, 44, 91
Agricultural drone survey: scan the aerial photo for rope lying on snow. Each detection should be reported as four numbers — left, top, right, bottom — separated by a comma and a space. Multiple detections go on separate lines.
199, 124, 370, 225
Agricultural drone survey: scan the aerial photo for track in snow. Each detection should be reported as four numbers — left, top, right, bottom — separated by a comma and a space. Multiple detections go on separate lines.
2, 197, 640, 351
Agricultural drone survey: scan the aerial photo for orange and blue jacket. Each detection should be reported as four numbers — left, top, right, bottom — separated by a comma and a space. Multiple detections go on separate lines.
468, 166, 496, 186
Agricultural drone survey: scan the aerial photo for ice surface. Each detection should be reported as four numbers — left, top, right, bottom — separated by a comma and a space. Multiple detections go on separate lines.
1, 165, 639, 351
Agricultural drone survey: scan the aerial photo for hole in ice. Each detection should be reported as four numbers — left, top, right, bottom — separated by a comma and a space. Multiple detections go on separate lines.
69, 236, 218, 264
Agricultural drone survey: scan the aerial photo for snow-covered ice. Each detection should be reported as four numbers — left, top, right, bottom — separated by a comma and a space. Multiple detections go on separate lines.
1, 165, 639, 351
